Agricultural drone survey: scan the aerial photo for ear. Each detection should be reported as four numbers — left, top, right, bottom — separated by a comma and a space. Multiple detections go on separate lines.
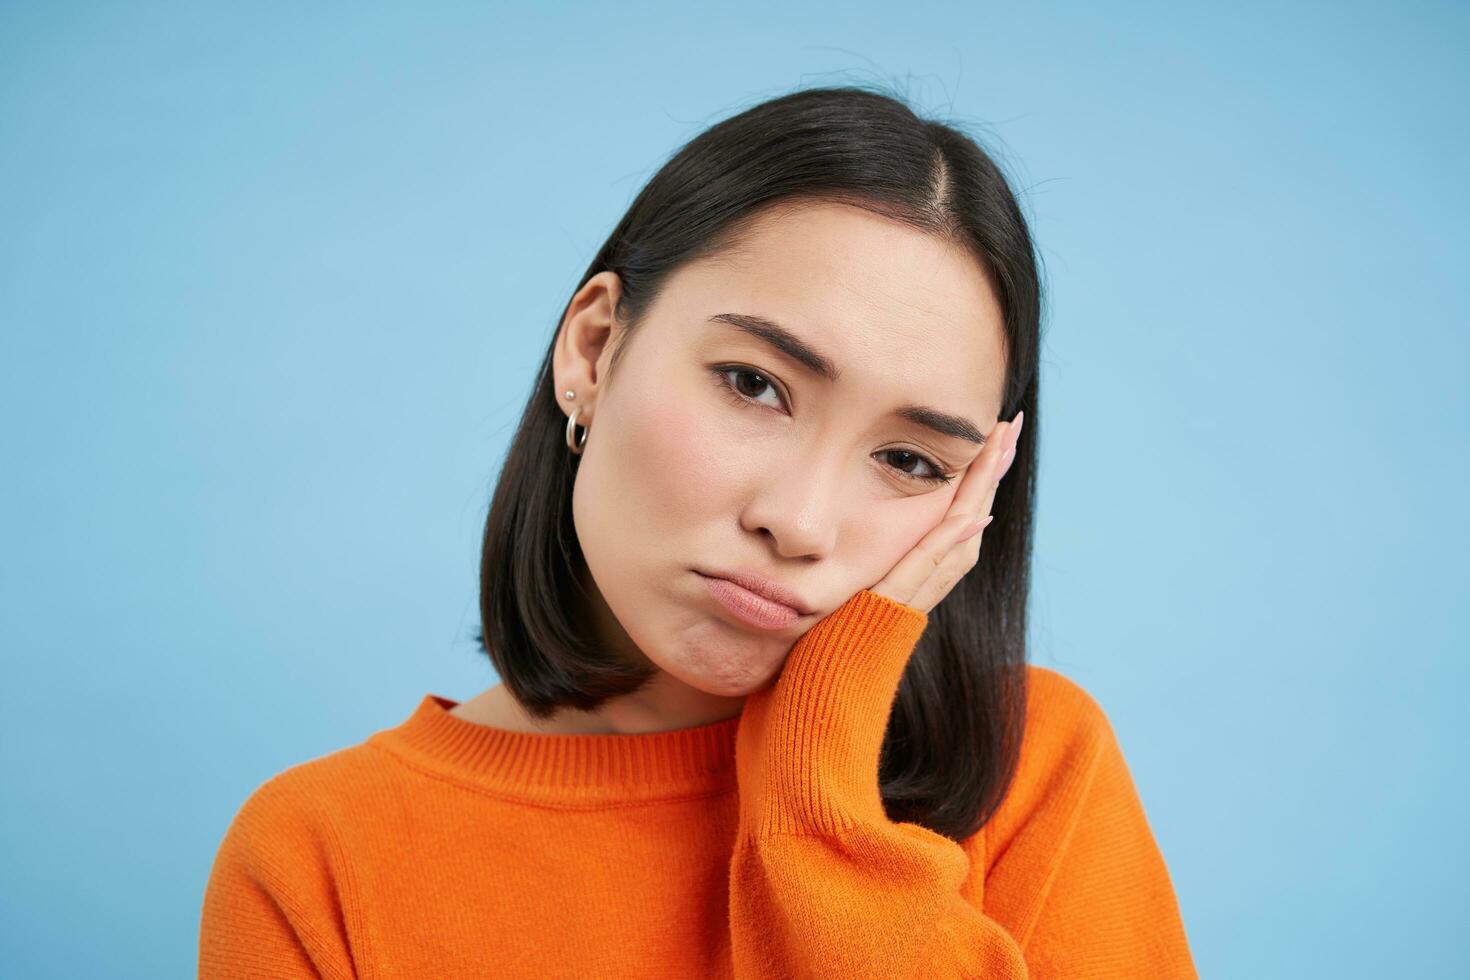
553, 271, 625, 424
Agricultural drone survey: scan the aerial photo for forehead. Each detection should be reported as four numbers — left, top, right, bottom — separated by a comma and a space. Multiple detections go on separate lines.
656, 201, 1007, 417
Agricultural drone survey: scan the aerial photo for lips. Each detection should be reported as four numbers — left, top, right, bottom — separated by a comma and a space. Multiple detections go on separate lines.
698, 573, 805, 631
695, 567, 812, 616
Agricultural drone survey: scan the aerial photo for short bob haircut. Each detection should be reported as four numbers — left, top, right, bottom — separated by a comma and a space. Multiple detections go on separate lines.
475, 83, 1042, 844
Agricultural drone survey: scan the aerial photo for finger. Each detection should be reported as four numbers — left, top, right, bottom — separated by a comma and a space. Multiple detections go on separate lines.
955, 513, 993, 544
873, 412, 1023, 608
941, 411, 1023, 570
948, 412, 1021, 520
873, 510, 989, 605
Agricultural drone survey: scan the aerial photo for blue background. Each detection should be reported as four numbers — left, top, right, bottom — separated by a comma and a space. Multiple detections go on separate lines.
2, 3, 1465, 976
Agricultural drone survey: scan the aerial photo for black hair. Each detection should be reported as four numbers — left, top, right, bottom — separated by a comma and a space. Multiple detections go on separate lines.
474, 82, 1042, 844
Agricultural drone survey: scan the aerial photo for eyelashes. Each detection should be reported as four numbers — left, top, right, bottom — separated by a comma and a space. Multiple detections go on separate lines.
709, 365, 956, 486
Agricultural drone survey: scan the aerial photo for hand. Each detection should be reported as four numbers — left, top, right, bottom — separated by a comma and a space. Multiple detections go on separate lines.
869, 410, 1024, 614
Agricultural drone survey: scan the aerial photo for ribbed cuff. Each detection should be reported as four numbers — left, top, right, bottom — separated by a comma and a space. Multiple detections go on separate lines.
735, 588, 929, 837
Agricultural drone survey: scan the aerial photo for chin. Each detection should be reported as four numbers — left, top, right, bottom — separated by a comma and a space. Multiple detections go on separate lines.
664, 647, 783, 700
693, 673, 774, 700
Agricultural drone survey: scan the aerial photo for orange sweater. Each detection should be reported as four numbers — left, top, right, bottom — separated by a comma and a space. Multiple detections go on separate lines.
199, 589, 1197, 978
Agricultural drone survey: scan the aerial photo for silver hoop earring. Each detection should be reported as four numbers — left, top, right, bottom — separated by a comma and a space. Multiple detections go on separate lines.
565, 406, 588, 454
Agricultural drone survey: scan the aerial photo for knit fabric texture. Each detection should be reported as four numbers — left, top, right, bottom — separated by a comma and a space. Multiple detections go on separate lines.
199, 588, 1198, 978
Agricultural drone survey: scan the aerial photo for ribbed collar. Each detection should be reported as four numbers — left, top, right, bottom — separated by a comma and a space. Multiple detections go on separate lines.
367, 693, 742, 806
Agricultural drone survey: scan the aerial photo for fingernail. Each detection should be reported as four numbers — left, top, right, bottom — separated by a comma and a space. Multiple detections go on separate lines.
996, 446, 1016, 482
1005, 411, 1029, 455
958, 514, 994, 541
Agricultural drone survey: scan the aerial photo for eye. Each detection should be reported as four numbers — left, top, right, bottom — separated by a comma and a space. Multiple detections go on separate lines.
709, 366, 957, 486
877, 449, 955, 485
712, 365, 785, 410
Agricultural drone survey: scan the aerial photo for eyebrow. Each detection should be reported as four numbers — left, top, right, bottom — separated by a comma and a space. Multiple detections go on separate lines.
705, 312, 989, 446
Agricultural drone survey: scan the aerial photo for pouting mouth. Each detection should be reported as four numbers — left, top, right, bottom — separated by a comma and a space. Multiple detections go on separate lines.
694, 568, 813, 616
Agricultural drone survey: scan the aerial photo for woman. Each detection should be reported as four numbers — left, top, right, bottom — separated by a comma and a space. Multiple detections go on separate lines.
200, 85, 1198, 978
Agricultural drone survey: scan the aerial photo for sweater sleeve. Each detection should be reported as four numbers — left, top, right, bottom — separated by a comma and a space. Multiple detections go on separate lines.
728, 588, 1029, 979
198, 774, 359, 980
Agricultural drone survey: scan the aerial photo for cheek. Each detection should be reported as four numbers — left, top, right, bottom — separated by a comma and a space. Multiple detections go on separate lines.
619, 392, 747, 525
846, 495, 948, 580
572, 380, 743, 566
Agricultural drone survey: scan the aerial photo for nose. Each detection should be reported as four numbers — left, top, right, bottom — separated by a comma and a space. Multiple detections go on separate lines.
738, 450, 843, 560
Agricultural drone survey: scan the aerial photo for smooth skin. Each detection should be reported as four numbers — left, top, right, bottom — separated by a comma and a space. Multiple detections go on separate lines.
453, 200, 1017, 736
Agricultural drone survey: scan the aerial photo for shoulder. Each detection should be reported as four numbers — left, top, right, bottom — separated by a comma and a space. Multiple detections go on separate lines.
210, 739, 389, 877
979, 666, 1123, 859
201, 742, 390, 976
977, 667, 1196, 969
1021, 663, 1115, 755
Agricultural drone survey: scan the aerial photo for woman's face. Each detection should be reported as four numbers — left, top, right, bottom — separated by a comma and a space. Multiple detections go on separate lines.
556, 200, 1007, 702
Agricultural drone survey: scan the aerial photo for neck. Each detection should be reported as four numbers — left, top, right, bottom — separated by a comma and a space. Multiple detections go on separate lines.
466, 674, 745, 736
